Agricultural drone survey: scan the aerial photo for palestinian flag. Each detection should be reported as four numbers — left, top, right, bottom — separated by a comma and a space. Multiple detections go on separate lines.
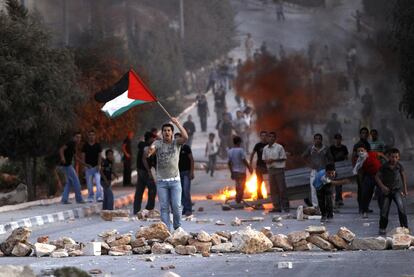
95, 69, 157, 118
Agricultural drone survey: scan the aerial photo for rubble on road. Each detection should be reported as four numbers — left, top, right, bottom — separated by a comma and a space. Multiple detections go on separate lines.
136, 209, 161, 221
100, 209, 129, 221
0, 224, 412, 259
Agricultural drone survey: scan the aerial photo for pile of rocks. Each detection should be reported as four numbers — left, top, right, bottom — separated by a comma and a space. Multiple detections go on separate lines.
1, 225, 413, 258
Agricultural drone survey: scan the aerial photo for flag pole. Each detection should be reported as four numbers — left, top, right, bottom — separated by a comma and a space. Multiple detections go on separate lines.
156, 101, 173, 119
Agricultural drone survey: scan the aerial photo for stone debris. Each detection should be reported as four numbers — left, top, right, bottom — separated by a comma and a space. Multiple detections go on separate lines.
231, 226, 273, 254
0, 224, 410, 260
151, 242, 174, 254
270, 234, 293, 251
107, 234, 131, 247
34, 242, 56, 257
175, 245, 197, 255
337, 227, 356, 243
136, 222, 171, 241
260, 227, 273, 239
145, 256, 155, 262
328, 235, 349, 250
0, 265, 36, 277
215, 220, 226, 226
198, 207, 204, 212
307, 235, 335, 251
305, 226, 326, 234
231, 217, 242, 226
197, 231, 212, 242
98, 229, 118, 238
130, 237, 147, 248
287, 231, 310, 244
161, 265, 176, 270
303, 207, 318, 215
37, 236, 49, 244
391, 234, 412, 250
83, 242, 101, 256
211, 242, 235, 253
188, 238, 212, 253
89, 269, 103, 275
136, 209, 161, 221
351, 237, 387, 251
240, 217, 264, 223
132, 245, 151, 254
51, 249, 69, 258
388, 227, 410, 236
196, 219, 213, 224
11, 242, 32, 257
0, 227, 31, 256
272, 216, 283, 222
278, 262, 293, 269
100, 209, 129, 221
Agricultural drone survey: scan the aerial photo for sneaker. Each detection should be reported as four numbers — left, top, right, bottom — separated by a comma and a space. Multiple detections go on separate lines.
320, 216, 327, 223
96, 198, 103, 203
378, 229, 386, 236
77, 200, 86, 204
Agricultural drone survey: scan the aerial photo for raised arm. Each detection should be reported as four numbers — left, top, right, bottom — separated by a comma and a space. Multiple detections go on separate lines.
171, 117, 188, 144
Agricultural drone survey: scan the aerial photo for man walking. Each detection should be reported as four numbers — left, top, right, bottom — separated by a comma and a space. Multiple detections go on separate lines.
183, 115, 196, 147
133, 132, 157, 214
121, 131, 133, 186
148, 118, 188, 230
196, 93, 209, 132
228, 136, 253, 204
82, 130, 103, 203
302, 133, 333, 208
58, 132, 86, 204
263, 132, 289, 212
175, 133, 195, 216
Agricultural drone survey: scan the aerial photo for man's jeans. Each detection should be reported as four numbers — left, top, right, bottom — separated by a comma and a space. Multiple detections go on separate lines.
157, 179, 182, 230
180, 171, 192, 214
379, 190, 408, 229
102, 186, 114, 210
85, 167, 103, 201
59, 165, 84, 203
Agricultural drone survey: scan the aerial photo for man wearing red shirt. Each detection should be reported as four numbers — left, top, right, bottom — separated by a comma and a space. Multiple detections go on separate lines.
355, 145, 387, 218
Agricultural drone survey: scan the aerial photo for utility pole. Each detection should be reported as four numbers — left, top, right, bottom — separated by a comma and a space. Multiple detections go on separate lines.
179, 0, 184, 39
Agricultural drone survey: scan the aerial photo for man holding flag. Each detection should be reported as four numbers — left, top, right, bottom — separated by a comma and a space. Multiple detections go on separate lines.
95, 69, 188, 229
147, 118, 188, 230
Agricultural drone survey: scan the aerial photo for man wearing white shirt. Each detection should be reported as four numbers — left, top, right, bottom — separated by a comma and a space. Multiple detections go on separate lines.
263, 132, 289, 212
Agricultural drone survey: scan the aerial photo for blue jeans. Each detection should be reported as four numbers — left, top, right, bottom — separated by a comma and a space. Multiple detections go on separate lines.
85, 167, 103, 201
102, 186, 114, 210
59, 165, 84, 203
157, 179, 182, 230
180, 171, 192, 214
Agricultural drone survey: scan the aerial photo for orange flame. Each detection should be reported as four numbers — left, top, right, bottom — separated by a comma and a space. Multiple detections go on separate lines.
218, 173, 267, 201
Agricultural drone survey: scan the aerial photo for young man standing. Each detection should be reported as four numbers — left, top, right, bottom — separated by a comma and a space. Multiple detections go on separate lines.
196, 93, 209, 132
329, 133, 349, 207
58, 132, 86, 204
313, 163, 349, 222
121, 131, 133, 186
205, 133, 219, 177
133, 132, 157, 214
101, 149, 117, 210
263, 132, 289, 212
82, 130, 103, 203
352, 127, 371, 213
302, 133, 333, 208
375, 148, 408, 235
174, 133, 195, 216
228, 136, 253, 204
250, 131, 268, 202
148, 118, 188, 230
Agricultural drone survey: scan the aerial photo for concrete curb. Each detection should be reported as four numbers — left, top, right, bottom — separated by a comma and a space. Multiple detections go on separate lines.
0, 192, 135, 235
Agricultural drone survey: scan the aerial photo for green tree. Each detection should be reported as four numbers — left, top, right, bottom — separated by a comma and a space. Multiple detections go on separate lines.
0, 0, 84, 200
